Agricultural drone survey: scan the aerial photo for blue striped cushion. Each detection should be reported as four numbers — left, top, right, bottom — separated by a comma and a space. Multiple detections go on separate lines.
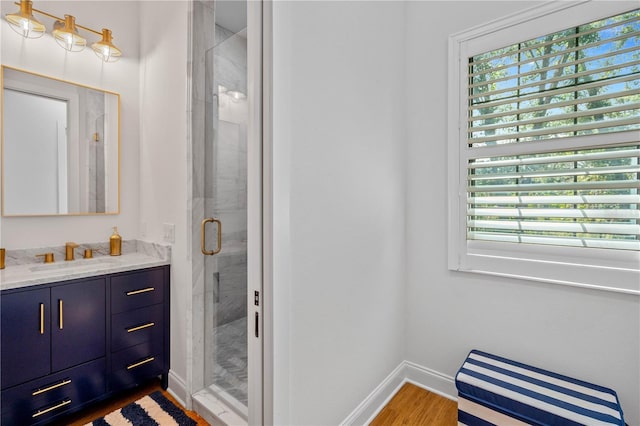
455, 350, 625, 426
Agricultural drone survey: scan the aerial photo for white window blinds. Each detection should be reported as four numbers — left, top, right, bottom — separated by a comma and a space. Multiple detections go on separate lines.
466, 9, 640, 251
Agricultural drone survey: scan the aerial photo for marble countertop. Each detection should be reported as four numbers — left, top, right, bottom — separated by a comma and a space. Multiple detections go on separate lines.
1, 241, 171, 291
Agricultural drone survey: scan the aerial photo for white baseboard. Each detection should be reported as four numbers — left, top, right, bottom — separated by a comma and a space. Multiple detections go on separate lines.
167, 370, 190, 409
340, 363, 406, 426
404, 360, 457, 401
340, 361, 458, 426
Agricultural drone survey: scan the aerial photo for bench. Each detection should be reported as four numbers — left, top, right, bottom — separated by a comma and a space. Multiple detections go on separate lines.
455, 350, 625, 426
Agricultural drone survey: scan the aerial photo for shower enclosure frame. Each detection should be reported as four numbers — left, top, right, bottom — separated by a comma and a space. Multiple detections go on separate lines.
187, 1, 271, 424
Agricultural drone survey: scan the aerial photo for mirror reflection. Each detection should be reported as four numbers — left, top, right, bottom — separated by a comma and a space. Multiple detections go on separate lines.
2, 66, 119, 216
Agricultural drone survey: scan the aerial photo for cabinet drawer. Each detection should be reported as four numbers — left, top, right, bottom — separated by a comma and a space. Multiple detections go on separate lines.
1, 358, 106, 426
110, 341, 163, 392
111, 269, 164, 314
111, 304, 163, 352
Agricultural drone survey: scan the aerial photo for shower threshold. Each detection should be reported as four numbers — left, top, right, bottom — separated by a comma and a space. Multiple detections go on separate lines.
192, 386, 248, 426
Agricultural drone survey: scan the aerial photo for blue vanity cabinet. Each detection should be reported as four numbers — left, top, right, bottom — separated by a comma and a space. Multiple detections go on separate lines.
0, 265, 169, 425
0, 288, 52, 389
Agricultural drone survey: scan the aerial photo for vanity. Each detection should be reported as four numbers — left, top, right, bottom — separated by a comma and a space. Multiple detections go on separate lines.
0, 58, 170, 424
0, 245, 170, 425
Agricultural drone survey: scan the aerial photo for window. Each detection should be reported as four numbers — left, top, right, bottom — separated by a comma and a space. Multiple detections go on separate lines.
448, 2, 640, 294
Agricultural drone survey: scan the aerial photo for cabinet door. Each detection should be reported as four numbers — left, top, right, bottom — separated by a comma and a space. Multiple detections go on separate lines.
51, 279, 106, 372
1, 289, 51, 389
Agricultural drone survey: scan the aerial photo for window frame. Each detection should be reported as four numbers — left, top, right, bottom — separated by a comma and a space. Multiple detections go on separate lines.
447, 0, 640, 295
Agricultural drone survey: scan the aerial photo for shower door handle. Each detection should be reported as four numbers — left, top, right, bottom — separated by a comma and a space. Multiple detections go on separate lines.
201, 217, 222, 255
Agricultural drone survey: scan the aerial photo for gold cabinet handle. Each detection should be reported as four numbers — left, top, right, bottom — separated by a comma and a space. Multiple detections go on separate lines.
58, 299, 63, 330
40, 303, 45, 335
127, 322, 155, 333
32, 399, 71, 418
126, 287, 154, 296
32, 379, 71, 396
201, 217, 222, 255
127, 356, 155, 370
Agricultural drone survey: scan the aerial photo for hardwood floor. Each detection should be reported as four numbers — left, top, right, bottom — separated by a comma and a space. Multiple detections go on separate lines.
370, 382, 458, 426
50, 379, 209, 426
50, 380, 453, 426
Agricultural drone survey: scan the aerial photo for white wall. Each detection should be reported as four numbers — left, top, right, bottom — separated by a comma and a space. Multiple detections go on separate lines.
271, 2, 407, 424
0, 1, 140, 248
138, 1, 190, 400
404, 2, 640, 425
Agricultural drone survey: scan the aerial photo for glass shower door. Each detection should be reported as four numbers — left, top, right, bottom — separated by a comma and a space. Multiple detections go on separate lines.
200, 1, 251, 419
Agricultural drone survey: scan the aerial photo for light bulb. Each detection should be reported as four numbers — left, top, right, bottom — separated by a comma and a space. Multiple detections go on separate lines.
227, 90, 246, 102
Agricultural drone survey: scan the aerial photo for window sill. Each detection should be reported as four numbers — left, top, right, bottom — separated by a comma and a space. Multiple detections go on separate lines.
455, 251, 640, 296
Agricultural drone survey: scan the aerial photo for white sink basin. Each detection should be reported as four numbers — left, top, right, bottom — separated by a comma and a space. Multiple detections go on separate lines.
29, 258, 118, 273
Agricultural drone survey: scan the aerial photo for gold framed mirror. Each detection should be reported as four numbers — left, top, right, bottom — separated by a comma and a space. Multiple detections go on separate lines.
1, 66, 120, 216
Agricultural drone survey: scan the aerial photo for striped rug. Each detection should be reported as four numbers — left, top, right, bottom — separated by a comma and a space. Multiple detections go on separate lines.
86, 391, 197, 426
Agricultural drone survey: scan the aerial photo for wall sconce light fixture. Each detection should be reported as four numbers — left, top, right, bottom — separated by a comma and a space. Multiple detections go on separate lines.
92, 29, 121, 63
4, 0, 44, 38
52, 15, 85, 52
4, 0, 122, 62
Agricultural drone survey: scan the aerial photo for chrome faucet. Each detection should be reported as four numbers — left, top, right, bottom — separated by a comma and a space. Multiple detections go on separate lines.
65, 242, 79, 261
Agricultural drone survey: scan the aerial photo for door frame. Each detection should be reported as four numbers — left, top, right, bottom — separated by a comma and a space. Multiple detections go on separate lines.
247, 0, 268, 424
259, 1, 274, 424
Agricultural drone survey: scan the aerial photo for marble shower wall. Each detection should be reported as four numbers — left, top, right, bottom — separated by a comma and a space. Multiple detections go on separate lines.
213, 25, 248, 95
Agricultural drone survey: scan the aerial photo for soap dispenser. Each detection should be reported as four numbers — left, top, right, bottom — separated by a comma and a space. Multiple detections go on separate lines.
110, 227, 122, 256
